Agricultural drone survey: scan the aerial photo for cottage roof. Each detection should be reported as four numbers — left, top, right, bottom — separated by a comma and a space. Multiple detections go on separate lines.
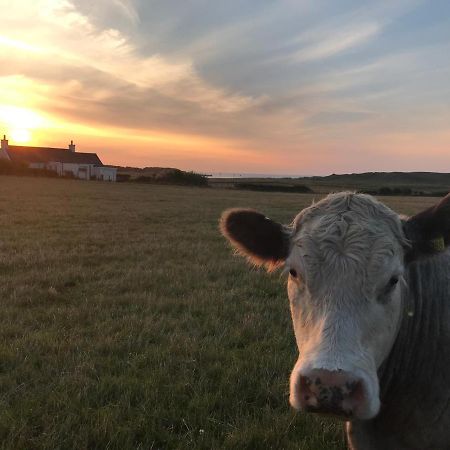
7, 145, 103, 166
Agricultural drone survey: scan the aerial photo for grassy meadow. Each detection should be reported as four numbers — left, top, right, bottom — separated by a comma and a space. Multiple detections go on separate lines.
0, 177, 440, 449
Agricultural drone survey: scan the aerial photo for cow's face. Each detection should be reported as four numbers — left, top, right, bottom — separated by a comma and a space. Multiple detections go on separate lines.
221, 192, 450, 421
286, 194, 407, 420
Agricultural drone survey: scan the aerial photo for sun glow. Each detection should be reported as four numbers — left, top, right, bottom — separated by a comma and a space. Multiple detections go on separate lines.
0, 105, 47, 144
10, 128, 32, 143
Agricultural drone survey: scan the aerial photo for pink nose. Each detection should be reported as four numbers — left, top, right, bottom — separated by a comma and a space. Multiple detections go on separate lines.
298, 369, 365, 418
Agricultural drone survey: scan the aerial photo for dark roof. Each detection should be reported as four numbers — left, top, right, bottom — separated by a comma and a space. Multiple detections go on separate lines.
7, 146, 103, 166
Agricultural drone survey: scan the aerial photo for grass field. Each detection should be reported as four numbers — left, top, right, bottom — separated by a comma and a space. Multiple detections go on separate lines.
0, 177, 440, 449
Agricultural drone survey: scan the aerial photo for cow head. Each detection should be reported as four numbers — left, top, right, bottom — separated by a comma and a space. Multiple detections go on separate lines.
220, 192, 450, 421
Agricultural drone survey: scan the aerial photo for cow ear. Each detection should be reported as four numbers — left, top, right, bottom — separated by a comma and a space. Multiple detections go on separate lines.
403, 193, 450, 261
220, 208, 291, 270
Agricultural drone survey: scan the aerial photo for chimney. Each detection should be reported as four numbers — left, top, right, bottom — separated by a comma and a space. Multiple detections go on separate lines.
1, 135, 8, 151
68, 140, 76, 152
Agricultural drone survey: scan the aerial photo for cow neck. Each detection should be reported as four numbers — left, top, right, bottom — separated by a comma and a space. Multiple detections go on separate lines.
377, 253, 448, 427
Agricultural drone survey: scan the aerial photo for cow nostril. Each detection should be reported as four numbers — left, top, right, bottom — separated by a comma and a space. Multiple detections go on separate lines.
297, 370, 366, 418
298, 376, 318, 408
344, 379, 364, 405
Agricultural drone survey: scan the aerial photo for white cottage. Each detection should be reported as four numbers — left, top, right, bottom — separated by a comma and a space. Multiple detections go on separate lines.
0, 135, 117, 181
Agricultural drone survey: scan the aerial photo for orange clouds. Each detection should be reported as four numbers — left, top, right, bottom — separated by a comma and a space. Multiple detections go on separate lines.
2, 0, 450, 174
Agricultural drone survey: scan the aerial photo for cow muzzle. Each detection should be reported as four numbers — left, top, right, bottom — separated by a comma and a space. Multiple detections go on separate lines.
294, 368, 369, 419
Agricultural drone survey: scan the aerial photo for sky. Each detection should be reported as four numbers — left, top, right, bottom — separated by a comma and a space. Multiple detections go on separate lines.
1, 0, 450, 175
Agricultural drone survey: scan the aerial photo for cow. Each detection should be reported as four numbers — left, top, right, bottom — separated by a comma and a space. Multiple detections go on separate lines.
220, 192, 450, 450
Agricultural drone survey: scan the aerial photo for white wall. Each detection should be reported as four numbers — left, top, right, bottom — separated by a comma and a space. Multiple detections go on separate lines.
94, 166, 117, 182
59, 163, 95, 179
9, 158, 116, 182
47, 162, 63, 175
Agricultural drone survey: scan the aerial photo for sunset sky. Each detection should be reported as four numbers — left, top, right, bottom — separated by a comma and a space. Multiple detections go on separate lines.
1, 0, 450, 175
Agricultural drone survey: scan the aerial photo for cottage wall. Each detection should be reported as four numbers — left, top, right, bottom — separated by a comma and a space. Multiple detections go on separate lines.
59, 163, 96, 179
94, 166, 117, 182
47, 161, 63, 175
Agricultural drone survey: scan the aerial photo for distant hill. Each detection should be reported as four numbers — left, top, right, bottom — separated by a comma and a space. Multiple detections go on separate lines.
116, 166, 178, 176
299, 172, 450, 195
116, 166, 208, 186
209, 172, 450, 196
305, 171, 450, 186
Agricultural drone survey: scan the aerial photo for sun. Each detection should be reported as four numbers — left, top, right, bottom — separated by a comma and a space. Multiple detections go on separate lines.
0, 105, 46, 144
10, 128, 32, 143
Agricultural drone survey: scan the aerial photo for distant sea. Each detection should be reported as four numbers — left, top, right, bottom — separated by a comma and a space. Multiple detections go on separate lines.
209, 172, 309, 178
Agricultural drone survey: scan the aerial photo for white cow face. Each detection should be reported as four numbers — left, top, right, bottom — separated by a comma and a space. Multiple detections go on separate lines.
221, 192, 450, 420
286, 195, 406, 419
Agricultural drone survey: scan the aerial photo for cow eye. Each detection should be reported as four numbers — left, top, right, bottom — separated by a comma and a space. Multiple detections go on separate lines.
382, 276, 399, 298
289, 268, 297, 278
378, 276, 400, 303
387, 276, 399, 289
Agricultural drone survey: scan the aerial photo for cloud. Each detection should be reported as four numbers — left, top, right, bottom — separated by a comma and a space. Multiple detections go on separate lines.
111, 0, 139, 25
291, 22, 381, 63
0, 0, 261, 115
2, 0, 450, 174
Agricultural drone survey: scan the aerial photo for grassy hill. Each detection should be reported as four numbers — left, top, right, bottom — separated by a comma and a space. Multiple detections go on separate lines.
303, 172, 450, 194
209, 172, 450, 195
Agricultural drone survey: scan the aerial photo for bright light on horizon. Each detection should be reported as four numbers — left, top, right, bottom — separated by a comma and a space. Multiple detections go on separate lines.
0, 105, 49, 145
0, 105, 46, 129
10, 128, 32, 143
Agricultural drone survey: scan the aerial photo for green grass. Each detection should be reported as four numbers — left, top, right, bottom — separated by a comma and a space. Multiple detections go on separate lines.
0, 177, 439, 449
